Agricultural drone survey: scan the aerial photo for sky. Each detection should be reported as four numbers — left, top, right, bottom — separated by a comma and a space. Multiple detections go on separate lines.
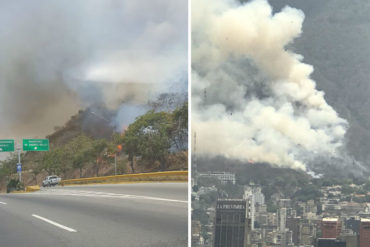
0, 0, 188, 141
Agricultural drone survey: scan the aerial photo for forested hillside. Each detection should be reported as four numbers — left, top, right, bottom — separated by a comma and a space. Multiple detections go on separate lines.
0, 100, 188, 192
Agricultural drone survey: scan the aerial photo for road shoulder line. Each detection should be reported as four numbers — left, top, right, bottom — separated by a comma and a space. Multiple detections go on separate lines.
32, 214, 77, 233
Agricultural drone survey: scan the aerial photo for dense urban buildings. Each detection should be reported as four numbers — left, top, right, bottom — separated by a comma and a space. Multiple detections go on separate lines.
198, 172, 236, 185
192, 169, 370, 247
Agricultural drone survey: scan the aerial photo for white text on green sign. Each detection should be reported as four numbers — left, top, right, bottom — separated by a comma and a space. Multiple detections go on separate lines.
23, 139, 49, 151
0, 140, 15, 152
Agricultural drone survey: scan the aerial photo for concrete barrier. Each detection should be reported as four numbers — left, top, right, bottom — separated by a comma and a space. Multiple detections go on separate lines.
26, 185, 40, 192
60, 171, 188, 186
9, 190, 26, 194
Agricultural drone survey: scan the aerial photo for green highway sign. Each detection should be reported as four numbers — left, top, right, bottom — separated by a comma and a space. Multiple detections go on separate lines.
0, 139, 15, 152
23, 139, 49, 151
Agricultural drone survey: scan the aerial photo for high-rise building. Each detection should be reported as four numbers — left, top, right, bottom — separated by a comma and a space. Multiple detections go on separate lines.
214, 199, 248, 247
359, 218, 370, 247
192, 132, 198, 186
339, 234, 357, 247
317, 238, 346, 247
244, 186, 265, 205
243, 190, 255, 231
253, 187, 265, 205
345, 217, 360, 235
192, 220, 203, 246
198, 171, 236, 184
279, 208, 288, 247
280, 208, 287, 232
322, 218, 341, 238
300, 219, 317, 246
286, 217, 300, 245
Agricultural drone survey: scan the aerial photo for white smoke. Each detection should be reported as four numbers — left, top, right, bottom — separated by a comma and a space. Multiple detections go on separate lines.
0, 0, 187, 139
192, 0, 348, 171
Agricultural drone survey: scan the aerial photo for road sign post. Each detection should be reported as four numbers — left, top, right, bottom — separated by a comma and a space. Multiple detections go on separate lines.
17, 144, 22, 182
114, 154, 117, 176
23, 139, 49, 151
0, 140, 15, 152
17, 163, 22, 182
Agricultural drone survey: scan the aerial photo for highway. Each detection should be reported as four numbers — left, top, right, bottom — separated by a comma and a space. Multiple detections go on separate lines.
0, 183, 188, 247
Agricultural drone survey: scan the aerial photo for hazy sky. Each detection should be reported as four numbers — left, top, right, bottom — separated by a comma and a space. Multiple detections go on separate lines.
0, 0, 188, 142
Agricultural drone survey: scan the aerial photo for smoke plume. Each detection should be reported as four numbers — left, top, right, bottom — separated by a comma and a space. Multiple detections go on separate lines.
0, 0, 187, 139
192, 0, 348, 171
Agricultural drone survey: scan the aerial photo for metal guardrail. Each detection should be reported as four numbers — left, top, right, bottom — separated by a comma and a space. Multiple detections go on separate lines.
60, 171, 188, 185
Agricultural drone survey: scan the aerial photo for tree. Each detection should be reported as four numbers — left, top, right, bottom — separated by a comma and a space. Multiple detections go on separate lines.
342, 184, 356, 195
266, 200, 279, 213
123, 111, 173, 171
72, 152, 87, 178
294, 184, 322, 202
198, 176, 221, 188
199, 190, 218, 205
112, 132, 125, 145
58, 147, 72, 178
171, 102, 188, 151
41, 148, 65, 175
0, 154, 17, 180
89, 139, 108, 176
31, 164, 43, 185
68, 136, 108, 177
67, 135, 94, 178
7, 179, 23, 193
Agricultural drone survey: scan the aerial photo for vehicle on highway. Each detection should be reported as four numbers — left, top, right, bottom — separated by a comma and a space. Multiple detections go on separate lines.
42, 175, 61, 187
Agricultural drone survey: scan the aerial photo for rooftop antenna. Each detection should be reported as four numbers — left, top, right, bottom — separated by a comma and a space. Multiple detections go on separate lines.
193, 132, 198, 186
203, 88, 207, 105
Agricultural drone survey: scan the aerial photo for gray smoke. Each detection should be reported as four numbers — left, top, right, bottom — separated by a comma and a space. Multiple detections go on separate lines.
0, 0, 187, 139
192, 0, 349, 171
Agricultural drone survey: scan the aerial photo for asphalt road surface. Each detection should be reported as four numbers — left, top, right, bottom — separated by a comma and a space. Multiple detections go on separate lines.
0, 183, 188, 247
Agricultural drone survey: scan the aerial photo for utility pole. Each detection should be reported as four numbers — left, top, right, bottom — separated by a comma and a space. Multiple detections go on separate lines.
114, 153, 117, 176
193, 132, 197, 186
17, 144, 21, 182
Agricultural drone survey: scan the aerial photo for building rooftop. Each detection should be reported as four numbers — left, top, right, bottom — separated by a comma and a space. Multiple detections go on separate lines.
322, 218, 338, 222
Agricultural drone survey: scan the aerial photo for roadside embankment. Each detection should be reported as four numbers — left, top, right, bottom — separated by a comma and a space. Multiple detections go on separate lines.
60, 171, 188, 186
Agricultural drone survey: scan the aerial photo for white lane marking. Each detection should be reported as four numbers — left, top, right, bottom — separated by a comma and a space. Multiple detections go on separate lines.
69, 190, 188, 203
128, 194, 187, 204
0, 202, 7, 205
33, 189, 187, 204
32, 214, 77, 232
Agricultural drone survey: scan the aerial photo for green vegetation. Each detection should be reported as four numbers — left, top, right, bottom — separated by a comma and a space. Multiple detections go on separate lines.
0, 102, 188, 190
197, 176, 221, 188
37, 136, 110, 178
293, 184, 322, 202
6, 179, 24, 193
120, 102, 188, 172
123, 111, 172, 172
196, 157, 370, 207
266, 201, 279, 213
341, 184, 357, 195
0, 154, 17, 180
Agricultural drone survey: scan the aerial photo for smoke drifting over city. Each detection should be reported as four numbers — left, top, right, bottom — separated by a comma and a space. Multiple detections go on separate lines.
0, 0, 187, 139
192, 0, 348, 171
